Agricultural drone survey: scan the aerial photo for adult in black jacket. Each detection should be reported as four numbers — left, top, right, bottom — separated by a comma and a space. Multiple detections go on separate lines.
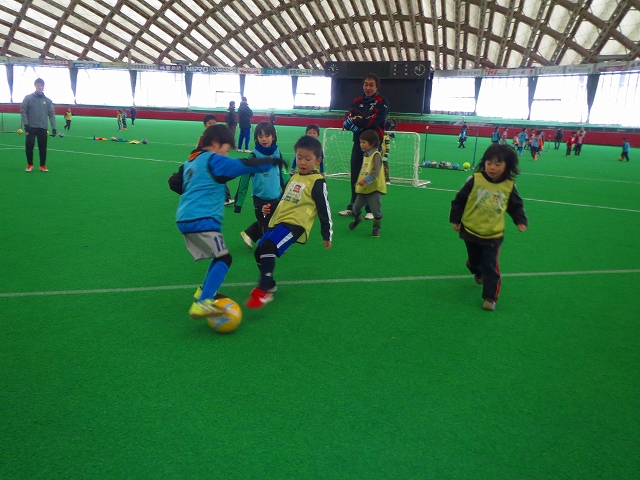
237, 97, 253, 152
339, 74, 389, 216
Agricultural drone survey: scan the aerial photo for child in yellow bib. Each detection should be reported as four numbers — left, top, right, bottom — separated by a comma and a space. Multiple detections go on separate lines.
449, 144, 528, 311
349, 130, 386, 237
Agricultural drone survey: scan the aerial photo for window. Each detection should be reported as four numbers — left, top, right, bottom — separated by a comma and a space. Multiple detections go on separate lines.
243, 75, 293, 110
430, 77, 476, 114
530, 75, 589, 123
590, 72, 640, 127
76, 68, 133, 106
294, 76, 331, 108
11, 65, 75, 104
476, 76, 529, 119
134, 70, 188, 108
189, 73, 241, 108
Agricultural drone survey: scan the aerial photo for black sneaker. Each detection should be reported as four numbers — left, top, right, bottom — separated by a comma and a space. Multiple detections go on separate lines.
371, 228, 380, 237
474, 275, 483, 285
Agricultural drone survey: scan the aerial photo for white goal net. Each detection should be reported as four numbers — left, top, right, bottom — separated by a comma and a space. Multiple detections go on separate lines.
321, 128, 429, 187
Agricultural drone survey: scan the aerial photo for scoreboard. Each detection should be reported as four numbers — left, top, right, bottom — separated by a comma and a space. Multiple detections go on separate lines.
325, 61, 430, 79
325, 61, 433, 114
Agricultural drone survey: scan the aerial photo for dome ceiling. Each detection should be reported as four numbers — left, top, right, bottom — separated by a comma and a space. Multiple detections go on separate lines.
0, 0, 639, 70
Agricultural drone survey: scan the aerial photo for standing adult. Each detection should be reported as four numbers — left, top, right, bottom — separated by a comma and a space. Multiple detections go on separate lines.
20, 78, 56, 172
225, 101, 238, 148
237, 96, 253, 152
553, 127, 563, 150
129, 106, 137, 125
339, 73, 389, 216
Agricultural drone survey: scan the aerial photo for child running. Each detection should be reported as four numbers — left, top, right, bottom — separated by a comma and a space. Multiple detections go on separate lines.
348, 129, 386, 237
174, 124, 287, 318
621, 138, 630, 162
245, 135, 333, 309
449, 144, 528, 311
290, 124, 325, 176
64, 107, 72, 130
236, 121, 286, 249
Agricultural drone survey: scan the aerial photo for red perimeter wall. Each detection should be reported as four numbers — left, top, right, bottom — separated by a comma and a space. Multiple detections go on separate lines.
2, 104, 636, 147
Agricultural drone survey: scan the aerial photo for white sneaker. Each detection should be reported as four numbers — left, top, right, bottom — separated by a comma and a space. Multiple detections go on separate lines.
240, 231, 252, 249
364, 213, 374, 220
224, 198, 235, 206
338, 210, 353, 216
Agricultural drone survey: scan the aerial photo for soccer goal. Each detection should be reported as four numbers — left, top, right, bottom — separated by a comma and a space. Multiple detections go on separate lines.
0, 110, 23, 133
321, 128, 430, 187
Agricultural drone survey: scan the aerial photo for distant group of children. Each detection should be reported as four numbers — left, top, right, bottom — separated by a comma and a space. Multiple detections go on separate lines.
171, 109, 532, 322
116, 107, 137, 130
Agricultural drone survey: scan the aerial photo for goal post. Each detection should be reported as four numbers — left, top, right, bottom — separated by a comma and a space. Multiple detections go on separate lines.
321, 128, 430, 187
0, 110, 23, 133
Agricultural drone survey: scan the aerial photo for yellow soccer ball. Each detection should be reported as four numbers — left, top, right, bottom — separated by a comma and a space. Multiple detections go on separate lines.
463, 162, 471, 170
17, 128, 23, 134
618, 156, 623, 162
207, 297, 242, 333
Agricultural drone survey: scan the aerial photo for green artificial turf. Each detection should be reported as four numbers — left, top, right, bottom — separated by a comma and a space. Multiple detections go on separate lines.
1, 114, 639, 479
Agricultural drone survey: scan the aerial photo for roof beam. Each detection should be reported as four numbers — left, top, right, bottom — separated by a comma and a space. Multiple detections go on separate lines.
402, 0, 422, 61
473, 0, 488, 68
453, 0, 462, 68
1, 0, 31, 56
520, 0, 550, 66
496, 0, 517, 67
356, 0, 385, 60
582, 0, 632, 63
429, 0, 441, 69
549, 0, 591, 64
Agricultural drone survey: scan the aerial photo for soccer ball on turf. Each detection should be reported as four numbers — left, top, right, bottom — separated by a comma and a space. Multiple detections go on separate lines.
206, 297, 242, 333
618, 156, 623, 161
141, 138, 147, 144
59, 133, 64, 138
452, 163, 460, 170
17, 128, 23, 134
463, 162, 471, 170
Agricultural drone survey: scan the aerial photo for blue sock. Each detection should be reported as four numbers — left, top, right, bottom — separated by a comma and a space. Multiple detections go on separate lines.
199, 260, 229, 301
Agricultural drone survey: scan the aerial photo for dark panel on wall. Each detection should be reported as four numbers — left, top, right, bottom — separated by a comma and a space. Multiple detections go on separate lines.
326, 61, 432, 114
330, 78, 428, 114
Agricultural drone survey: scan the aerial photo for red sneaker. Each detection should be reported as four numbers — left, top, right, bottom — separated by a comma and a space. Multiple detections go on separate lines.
244, 287, 274, 309
39, 166, 49, 172
25, 165, 33, 172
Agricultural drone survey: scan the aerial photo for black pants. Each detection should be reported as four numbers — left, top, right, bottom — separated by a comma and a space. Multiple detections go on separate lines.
464, 240, 501, 302
64, 120, 71, 130
574, 143, 583, 155
245, 197, 279, 242
25, 128, 48, 166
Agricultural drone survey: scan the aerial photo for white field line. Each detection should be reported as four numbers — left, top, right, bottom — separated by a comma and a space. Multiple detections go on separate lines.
520, 172, 640, 185
1, 268, 639, 298
2, 144, 638, 212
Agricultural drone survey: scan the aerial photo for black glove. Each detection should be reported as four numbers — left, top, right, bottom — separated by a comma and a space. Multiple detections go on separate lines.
24, 125, 30, 134
272, 157, 288, 170
234, 206, 242, 214
51, 129, 57, 137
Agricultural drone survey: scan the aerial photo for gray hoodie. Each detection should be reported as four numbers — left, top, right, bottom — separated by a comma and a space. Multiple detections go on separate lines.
20, 92, 56, 130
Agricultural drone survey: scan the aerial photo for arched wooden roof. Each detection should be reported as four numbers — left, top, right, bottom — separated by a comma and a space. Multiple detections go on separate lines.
1, 0, 638, 69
